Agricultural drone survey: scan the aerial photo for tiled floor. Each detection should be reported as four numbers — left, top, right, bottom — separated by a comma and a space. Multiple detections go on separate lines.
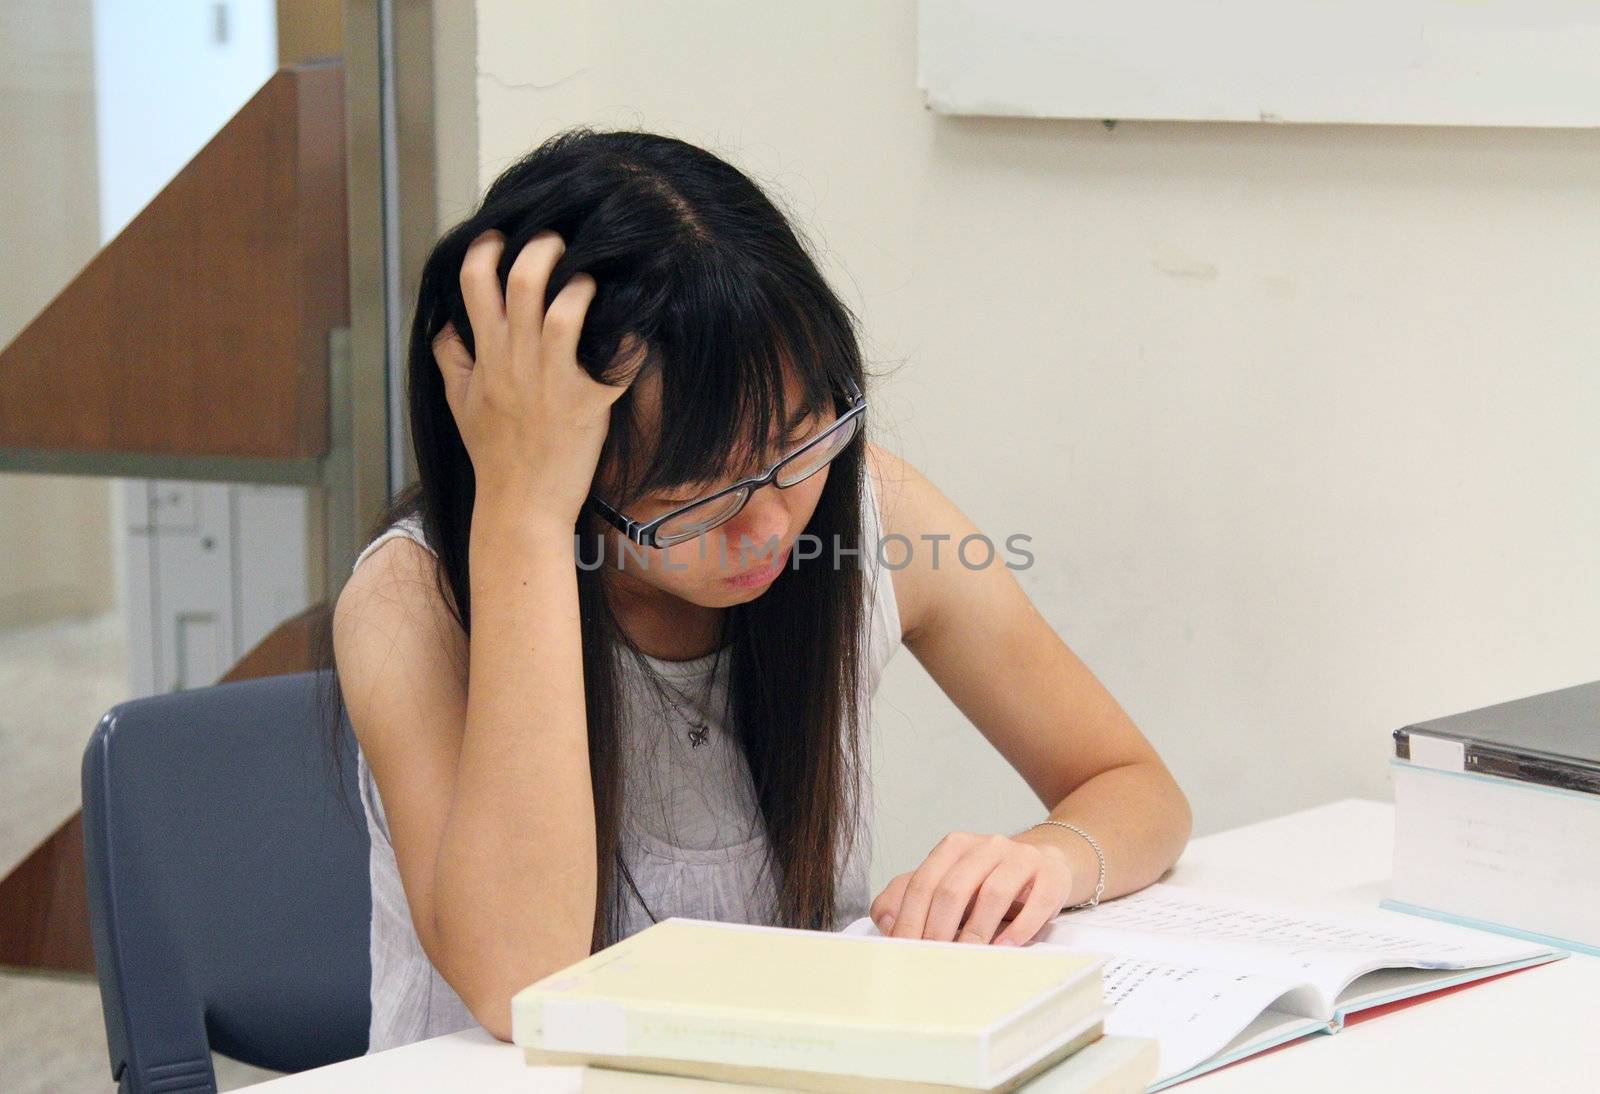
0, 612, 281, 1092
0, 970, 282, 1092
0, 611, 127, 874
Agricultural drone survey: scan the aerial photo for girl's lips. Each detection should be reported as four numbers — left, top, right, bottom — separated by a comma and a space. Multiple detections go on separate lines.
723, 545, 791, 587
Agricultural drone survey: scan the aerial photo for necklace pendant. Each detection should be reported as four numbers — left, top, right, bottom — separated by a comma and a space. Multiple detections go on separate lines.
687, 724, 709, 748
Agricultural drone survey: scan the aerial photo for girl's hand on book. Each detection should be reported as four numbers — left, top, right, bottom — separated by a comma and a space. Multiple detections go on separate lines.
435, 228, 643, 521
868, 831, 1074, 947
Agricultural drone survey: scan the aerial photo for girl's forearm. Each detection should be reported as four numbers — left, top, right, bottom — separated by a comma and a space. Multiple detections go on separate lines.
1009, 761, 1193, 909
431, 495, 598, 1033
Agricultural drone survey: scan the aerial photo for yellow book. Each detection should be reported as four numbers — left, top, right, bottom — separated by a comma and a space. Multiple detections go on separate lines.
512, 916, 1109, 1091
569, 1034, 1159, 1094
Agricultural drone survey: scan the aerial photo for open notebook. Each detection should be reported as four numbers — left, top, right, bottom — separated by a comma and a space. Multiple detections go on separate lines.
841, 882, 1566, 1090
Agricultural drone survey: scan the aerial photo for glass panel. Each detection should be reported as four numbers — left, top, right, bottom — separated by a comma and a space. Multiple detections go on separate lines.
0, 3, 293, 1089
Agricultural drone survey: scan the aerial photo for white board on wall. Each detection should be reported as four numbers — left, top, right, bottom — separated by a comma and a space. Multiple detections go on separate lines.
918, 0, 1600, 127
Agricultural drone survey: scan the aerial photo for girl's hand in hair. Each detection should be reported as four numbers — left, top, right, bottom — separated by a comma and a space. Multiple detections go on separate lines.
867, 830, 1076, 946
433, 228, 642, 522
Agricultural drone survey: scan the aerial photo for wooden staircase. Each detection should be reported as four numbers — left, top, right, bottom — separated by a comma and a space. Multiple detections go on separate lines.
0, 60, 351, 975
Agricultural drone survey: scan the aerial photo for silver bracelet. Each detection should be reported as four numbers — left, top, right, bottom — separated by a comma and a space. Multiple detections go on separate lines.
1030, 820, 1106, 910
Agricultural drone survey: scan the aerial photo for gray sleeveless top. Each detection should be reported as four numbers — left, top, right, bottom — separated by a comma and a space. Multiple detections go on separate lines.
349, 472, 902, 1052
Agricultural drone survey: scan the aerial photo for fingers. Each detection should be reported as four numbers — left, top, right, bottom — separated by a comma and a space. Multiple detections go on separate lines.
432, 322, 472, 371
916, 835, 1012, 943
542, 270, 607, 388
957, 857, 1038, 945
460, 230, 508, 360
461, 228, 622, 402
888, 832, 984, 941
880, 834, 1076, 947
869, 873, 911, 935
432, 322, 474, 418
505, 230, 564, 343
991, 867, 1071, 947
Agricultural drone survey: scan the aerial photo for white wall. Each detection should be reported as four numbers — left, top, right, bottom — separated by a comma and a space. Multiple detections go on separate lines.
467, 2, 1600, 887
92, 0, 276, 240
0, 0, 111, 630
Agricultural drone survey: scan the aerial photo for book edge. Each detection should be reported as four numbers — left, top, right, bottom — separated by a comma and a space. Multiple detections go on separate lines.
537, 1023, 1158, 1093
515, 917, 1109, 1051
1378, 897, 1585, 957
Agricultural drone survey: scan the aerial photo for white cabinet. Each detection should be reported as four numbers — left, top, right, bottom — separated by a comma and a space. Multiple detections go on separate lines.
123, 479, 308, 696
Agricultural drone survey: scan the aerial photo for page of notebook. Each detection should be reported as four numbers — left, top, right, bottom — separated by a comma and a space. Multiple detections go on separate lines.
838, 881, 1562, 1087
1032, 882, 1557, 1015
836, 917, 1318, 1085
1161, 1004, 1324, 1090
1086, 955, 1322, 1085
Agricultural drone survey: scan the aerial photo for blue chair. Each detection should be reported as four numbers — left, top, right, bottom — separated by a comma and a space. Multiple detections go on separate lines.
81, 668, 372, 1093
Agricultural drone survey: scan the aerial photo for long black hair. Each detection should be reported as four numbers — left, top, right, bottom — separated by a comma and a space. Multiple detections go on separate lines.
316, 127, 881, 953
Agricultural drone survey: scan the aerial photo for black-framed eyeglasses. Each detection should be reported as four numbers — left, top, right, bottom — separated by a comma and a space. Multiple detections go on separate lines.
586, 375, 865, 548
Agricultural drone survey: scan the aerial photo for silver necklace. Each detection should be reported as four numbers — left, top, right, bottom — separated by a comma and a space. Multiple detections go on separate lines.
656, 674, 714, 748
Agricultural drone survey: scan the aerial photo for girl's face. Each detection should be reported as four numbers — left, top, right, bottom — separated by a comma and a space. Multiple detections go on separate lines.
597, 366, 837, 609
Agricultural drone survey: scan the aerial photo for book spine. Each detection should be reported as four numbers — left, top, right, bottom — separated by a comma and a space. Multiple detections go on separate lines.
987, 981, 1102, 1077
519, 997, 989, 1087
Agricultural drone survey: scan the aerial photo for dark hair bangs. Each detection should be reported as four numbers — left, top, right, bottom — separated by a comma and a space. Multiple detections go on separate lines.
603, 253, 856, 506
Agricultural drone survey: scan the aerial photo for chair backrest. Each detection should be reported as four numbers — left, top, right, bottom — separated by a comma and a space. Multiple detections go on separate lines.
82, 668, 371, 1093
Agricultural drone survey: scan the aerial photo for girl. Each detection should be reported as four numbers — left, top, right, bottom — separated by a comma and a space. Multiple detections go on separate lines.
325, 128, 1191, 1050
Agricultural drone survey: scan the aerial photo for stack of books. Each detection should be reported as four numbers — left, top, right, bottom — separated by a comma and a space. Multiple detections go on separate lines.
1385, 678, 1600, 955
511, 917, 1157, 1092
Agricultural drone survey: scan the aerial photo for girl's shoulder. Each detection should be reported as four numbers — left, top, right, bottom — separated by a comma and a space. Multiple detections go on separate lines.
354, 513, 433, 567
862, 441, 930, 644
343, 514, 462, 632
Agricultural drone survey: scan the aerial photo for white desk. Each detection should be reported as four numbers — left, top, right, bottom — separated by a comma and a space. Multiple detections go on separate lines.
254, 799, 1600, 1092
